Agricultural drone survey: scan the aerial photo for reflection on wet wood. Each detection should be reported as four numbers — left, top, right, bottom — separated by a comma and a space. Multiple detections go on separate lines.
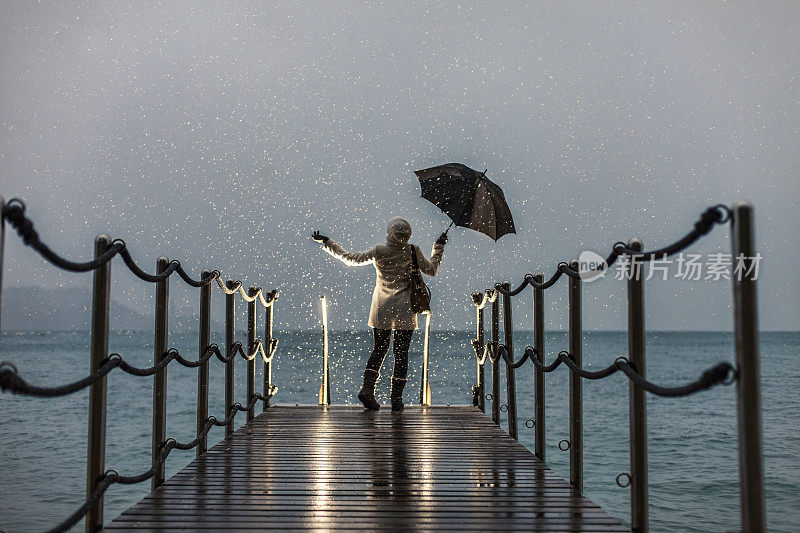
106, 406, 628, 531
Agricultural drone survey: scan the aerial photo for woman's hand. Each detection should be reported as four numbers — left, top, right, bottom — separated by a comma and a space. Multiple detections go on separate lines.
312, 231, 329, 244
436, 232, 448, 246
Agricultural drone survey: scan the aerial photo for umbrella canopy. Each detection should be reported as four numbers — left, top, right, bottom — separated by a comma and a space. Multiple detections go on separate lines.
414, 163, 516, 241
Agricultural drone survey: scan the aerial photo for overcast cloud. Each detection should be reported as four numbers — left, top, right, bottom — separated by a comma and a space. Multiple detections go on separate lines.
1, 1, 798, 332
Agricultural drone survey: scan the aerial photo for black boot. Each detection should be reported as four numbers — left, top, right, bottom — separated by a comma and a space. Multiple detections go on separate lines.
358, 369, 380, 410
391, 377, 407, 412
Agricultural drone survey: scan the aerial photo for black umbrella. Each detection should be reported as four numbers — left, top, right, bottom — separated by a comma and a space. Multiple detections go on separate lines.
414, 163, 516, 241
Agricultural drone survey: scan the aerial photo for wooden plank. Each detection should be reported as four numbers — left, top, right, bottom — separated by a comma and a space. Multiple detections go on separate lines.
106, 406, 628, 532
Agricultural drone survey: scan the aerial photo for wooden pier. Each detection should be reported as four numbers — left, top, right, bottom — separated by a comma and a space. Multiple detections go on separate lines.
106, 405, 627, 531
0, 200, 764, 532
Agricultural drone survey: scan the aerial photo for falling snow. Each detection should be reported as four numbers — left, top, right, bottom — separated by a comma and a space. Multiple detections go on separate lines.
1, 2, 798, 332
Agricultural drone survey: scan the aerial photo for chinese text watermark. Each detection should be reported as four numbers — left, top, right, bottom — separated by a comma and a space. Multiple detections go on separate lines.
576, 251, 762, 282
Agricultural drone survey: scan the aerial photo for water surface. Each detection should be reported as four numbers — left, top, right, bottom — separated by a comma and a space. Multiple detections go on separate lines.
0, 330, 797, 532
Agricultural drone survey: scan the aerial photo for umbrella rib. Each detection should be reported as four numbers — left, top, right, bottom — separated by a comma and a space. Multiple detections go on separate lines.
491, 194, 501, 238
491, 192, 516, 236
485, 185, 501, 240
465, 179, 483, 229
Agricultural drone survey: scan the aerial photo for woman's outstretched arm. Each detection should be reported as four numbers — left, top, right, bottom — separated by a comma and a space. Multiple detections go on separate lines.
416, 232, 447, 276
312, 231, 376, 266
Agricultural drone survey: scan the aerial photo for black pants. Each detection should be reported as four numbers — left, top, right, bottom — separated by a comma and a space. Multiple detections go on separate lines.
366, 328, 414, 380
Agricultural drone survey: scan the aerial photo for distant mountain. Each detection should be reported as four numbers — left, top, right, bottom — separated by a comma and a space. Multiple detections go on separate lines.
0, 287, 217, 331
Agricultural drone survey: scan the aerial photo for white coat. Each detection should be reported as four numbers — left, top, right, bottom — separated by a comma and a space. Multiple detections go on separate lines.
322, 226, 444, 330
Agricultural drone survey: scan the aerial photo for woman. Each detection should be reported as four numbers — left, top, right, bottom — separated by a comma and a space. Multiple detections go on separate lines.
312, 217, 447, 411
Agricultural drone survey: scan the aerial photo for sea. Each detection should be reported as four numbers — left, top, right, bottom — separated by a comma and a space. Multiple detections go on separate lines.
0, 329, 797, 532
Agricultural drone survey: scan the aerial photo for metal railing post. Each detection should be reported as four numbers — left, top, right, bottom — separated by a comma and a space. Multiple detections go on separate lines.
151, 257, 169, 491
476, 303, 486, 412
627, 239, 649, 532
318, 295, 330, 405
490, 294, 500, 424
247, 287, 257, 421
197, 269, 211, 457
0, 195, 5, 332
502, 282, 518, 439
86, 235, 112, 533
263, 297, 274, 411
731, 201, 766, 533
533, 272, 546, 462
568, 259, 583, 493
225, 281, 235, 437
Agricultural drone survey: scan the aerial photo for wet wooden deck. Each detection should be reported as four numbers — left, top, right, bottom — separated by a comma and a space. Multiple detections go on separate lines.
106, 405, 628, 531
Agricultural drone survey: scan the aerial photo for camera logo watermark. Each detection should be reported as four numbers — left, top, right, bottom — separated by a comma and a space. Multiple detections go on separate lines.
577, 250, 608, 282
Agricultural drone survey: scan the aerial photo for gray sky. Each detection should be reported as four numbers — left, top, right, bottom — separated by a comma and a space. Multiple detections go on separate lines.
1, 1, 798, 332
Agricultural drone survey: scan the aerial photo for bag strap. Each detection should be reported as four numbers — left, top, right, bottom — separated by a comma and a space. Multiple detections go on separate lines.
410, 245, 420, 273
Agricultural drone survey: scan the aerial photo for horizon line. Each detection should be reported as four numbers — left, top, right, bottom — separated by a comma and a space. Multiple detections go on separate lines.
1, 328, 797, 334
